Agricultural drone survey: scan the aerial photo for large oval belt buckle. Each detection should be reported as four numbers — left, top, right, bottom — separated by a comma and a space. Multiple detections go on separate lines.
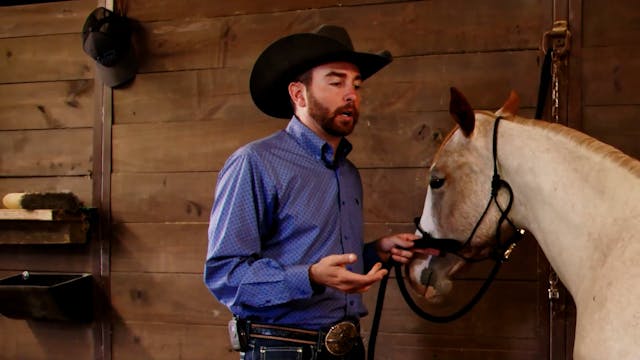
324, 321, 358, 356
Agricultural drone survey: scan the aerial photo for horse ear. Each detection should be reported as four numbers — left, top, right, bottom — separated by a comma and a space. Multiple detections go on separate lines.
449, 87, 475, 137
496, 90, 520, 117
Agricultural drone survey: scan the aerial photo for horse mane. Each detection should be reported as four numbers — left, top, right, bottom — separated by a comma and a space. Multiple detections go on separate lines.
511, 115, 640, 179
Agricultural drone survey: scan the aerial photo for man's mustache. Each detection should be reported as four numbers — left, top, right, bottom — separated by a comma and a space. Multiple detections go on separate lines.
333, 104, 359, 118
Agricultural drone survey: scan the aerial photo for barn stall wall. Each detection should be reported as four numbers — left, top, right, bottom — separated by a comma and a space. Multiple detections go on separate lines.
0, 1, 98, 359
0, 0, 638, 359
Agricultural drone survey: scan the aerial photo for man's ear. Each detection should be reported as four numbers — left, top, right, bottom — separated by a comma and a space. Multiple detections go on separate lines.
288, 82, 306, 109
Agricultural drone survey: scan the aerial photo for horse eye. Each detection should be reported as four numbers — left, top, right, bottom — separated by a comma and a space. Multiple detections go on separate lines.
429, 176, 445, 189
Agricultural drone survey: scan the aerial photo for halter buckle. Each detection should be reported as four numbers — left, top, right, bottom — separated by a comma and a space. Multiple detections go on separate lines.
502, 243, 517, 261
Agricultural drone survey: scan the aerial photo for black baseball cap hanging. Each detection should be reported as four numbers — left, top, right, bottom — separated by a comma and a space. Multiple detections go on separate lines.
82, 7, 137, 88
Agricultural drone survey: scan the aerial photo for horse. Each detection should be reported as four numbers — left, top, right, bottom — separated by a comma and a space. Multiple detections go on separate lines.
409, 87, 640, 359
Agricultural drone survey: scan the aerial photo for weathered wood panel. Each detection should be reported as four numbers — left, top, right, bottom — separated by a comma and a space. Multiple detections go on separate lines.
367, 51, 541, 114
0, 243, 92, 273
110, 172, 216, 223
127, 0, 407, 22
219, 0, 547, 69
361, 168, 428, 223
111, 51, 541, 173
361, 280, 542, 338
582, 46, 640, 106
112, 221, 538, 279
112, 321, 232, 360
582, 105, 640, 158
0, 0, 95, 38
112, 1, 554, 360
0, 80, 94, 130
0, 316, 93, 360
0, 34, 93, 84
0, 128, 92, 176
132, 0, 548, 74
370, 332, 540, 360
110, 169, 428, 223
113, 68, 251, 124
112, 52, 541, 122
583, 0, 640, 48
135, 18, 225, 73
111, 222, 208, 273
110, 272, 229, 325
111, 115, 443, 171
111, 120, 281, 173
109, 272, 541, 347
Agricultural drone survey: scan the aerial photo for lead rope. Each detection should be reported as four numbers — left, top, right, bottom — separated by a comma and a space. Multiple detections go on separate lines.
540, 20, 571, 360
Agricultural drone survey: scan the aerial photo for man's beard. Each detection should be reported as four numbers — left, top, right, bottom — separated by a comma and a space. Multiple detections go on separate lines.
308, 91, 359, 137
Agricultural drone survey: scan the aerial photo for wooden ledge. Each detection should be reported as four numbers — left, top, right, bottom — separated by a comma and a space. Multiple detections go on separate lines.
0, 209, 83, 221
0, 209, 93, 244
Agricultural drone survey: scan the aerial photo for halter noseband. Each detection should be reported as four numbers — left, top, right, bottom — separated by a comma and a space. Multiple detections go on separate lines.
413, 115, 525, 262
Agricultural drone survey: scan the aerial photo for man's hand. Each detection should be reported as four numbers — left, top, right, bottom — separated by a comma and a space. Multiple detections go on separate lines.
375, 233, 441, 264
309, 253, 387, 293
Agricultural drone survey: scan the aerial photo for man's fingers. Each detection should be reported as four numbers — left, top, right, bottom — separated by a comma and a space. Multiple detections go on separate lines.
394, 233, 422, 248
324, 253, 357, 266
366, 262, 382, 275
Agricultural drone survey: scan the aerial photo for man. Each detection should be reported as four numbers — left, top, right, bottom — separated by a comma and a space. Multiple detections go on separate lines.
204, 25, 421, 360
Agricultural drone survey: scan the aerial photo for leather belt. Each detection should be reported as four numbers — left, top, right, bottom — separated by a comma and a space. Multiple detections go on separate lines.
245, 320, 360, 356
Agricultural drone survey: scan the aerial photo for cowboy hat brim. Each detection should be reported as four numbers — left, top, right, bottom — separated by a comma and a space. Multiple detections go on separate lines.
250, 32, 392, 119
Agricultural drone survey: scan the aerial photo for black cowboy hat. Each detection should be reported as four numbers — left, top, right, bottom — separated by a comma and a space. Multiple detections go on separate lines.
249, 25, 393, 119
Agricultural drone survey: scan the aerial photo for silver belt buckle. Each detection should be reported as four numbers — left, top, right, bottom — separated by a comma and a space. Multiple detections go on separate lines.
324, 321, 358, 356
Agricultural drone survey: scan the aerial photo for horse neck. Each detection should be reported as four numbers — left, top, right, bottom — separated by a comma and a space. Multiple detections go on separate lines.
495, 118, 640, 299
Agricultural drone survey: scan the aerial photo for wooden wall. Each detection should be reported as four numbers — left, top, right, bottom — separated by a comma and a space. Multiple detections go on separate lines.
0, 1, 97, 359
0, 0, 638, 359
108, 1, 549, 359
582, 0, 640, 157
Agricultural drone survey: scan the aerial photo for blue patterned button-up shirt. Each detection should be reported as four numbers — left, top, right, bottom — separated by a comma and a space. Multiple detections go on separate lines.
204, 117, 380, 330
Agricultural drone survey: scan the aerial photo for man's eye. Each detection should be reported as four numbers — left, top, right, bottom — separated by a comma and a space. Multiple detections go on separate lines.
429, 176, 445, 189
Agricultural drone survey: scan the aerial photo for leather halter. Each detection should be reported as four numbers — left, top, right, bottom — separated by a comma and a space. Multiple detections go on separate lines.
368, 116, 528, 359
413, 115, 525, 262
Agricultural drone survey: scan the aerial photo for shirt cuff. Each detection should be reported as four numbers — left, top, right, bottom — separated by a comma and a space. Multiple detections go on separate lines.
286, 264, 323, 298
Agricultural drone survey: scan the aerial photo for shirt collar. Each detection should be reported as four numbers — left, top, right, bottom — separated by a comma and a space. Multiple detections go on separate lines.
285, 116, 353, 168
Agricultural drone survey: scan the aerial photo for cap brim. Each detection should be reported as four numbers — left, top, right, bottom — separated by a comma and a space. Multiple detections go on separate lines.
95, 45, 137, 88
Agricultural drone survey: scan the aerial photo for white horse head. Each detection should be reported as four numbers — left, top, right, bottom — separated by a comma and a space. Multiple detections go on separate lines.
409, 87, 640, 359
408, 88, 522, 302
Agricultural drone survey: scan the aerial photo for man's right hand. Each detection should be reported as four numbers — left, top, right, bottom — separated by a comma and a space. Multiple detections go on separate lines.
308, 253, 388, 293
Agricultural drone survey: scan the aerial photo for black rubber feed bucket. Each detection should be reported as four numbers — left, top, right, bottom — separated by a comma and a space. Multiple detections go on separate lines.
0, 273, 93, 322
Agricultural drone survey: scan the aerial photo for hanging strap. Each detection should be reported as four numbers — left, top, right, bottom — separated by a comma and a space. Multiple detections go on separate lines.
535, 47, 553, 120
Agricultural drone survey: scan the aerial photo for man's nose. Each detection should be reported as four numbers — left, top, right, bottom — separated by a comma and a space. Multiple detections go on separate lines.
344, 88, 358, 103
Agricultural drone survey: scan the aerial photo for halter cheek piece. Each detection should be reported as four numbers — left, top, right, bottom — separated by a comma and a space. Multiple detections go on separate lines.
413, 115, 525, 262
